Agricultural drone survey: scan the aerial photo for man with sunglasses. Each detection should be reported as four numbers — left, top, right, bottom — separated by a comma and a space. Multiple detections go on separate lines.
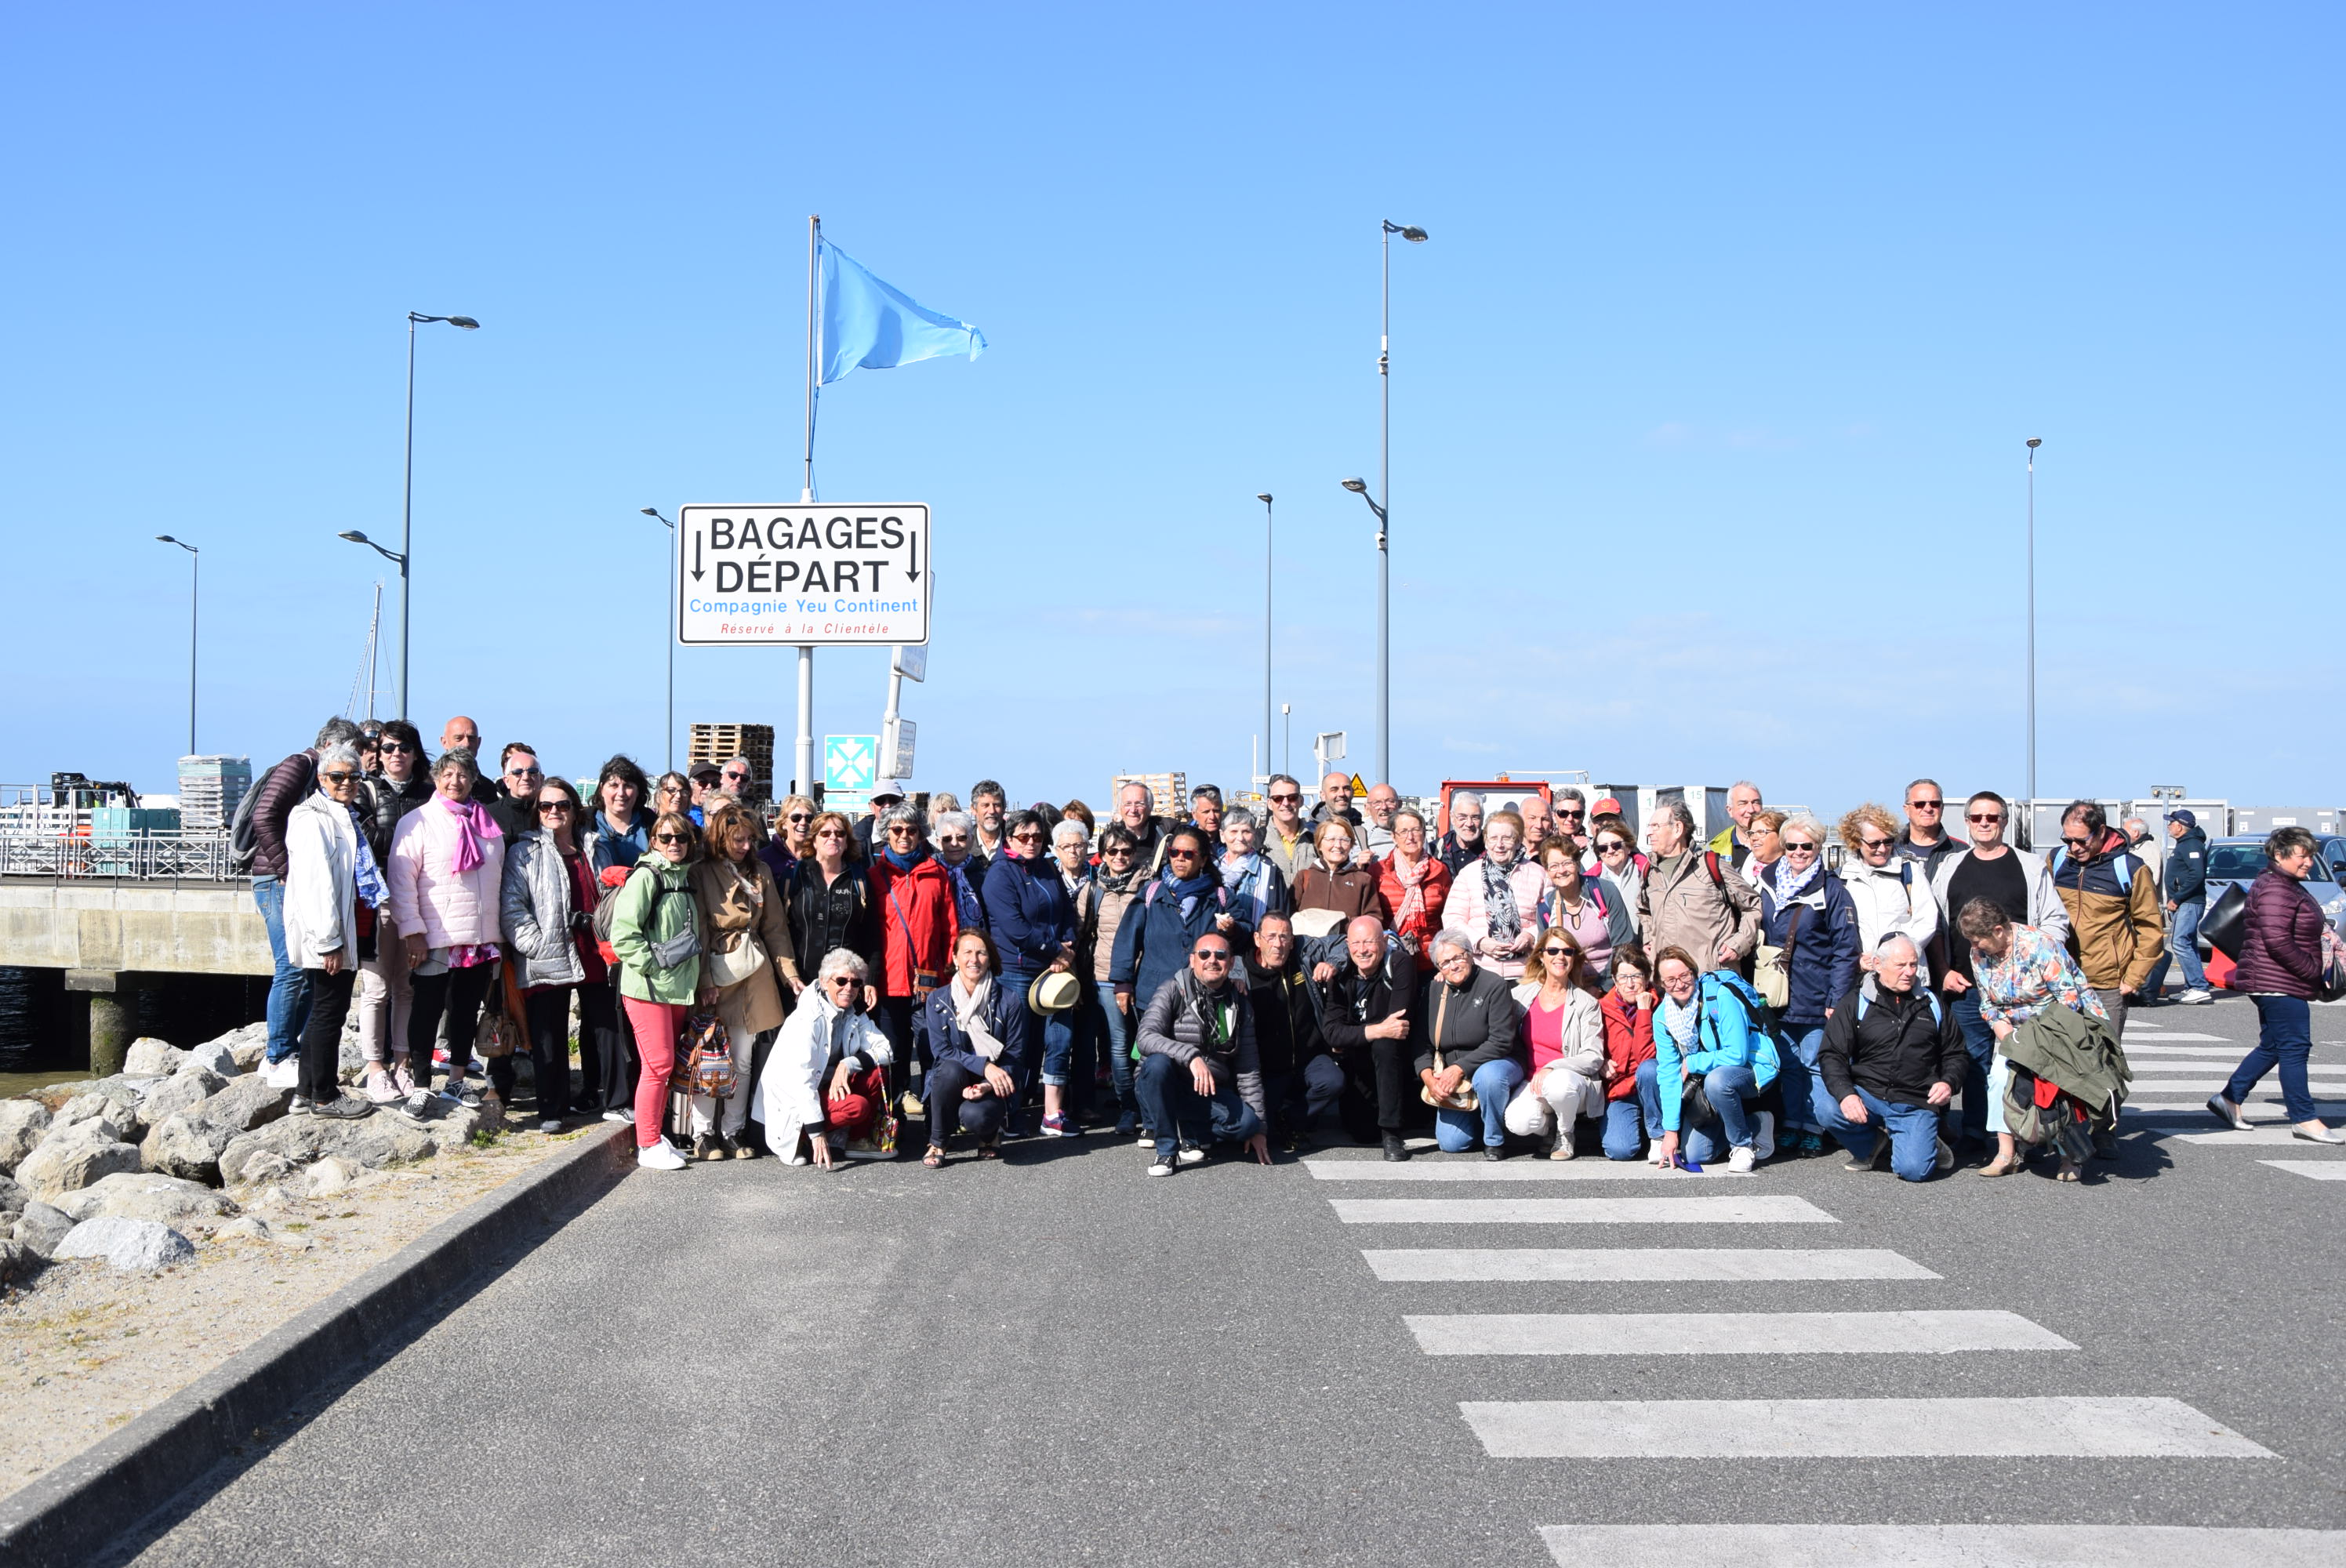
488, 742, 546, 839
1894, 779, 1963, 878
2050, 800, 2166, 1064
1262, 773, 1320, 884
1132, 931, 1271, 1175
1927, 791, 2067, 1156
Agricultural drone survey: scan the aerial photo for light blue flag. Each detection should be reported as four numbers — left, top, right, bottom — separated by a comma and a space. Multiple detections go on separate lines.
818, 236, 987, 387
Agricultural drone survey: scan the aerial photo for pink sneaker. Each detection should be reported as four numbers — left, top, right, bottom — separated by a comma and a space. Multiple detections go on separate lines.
364, 1068, 401, 1105
391, 1060, 419, 1098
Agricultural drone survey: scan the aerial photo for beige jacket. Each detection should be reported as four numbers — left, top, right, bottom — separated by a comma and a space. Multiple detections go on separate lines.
691, 855, 801, 1036
1637, 849, 1762, 972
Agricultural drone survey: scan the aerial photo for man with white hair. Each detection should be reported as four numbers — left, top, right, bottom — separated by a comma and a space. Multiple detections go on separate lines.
1814, 935, 1966, 1180
1708, 780, 1765, 871
1436, 791, 1485, 874
1358, 782, 1402, 864
1115, 779, 1171, 876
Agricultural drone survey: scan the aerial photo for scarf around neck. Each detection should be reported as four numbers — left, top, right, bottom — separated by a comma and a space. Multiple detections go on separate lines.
343, 801, 388, 909
1480, 851, 1524, 940
951, 973, 1008, 1062
1095, 859, 1142, 896
1220, 851, 1261, 893
1388, 851, 1433, 930
434, 791, 501, 874
1159, 869, 1212, 919
881, 844, 931, 872
1769, 855, 1822, 906
1662, 992, 1699, 1051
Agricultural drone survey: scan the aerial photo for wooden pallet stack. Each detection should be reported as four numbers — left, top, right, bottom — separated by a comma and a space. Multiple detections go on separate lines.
689, 723, 775, 802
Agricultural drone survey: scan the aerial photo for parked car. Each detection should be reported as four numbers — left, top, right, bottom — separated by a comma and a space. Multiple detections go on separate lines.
2201, 834, 2346, 943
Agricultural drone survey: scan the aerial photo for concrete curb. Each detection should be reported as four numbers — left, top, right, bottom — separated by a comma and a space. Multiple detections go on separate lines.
0, 1121, 634, 1567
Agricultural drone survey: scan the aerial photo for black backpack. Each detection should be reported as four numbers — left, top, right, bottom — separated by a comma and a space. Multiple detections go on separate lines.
229, 753, 310, 875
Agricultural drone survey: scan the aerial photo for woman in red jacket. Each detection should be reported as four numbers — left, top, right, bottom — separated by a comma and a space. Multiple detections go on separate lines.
1598, 947, 1664, 1160
1375, 808, 1452, 971
2211, 826, 2341, 1143
866, 802, 960, 1118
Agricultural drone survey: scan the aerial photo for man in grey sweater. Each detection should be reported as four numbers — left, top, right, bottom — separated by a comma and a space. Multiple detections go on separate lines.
1134, 931, 1273, 1176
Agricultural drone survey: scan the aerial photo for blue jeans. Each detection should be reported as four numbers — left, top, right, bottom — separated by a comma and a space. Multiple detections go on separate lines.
1818, 1086, 1945, 1181
1774, 1025, 1825, 1133
2229, 995, 2317, 1123
1132, 1052, 1262, 1160
1676, 1062, 1762, 1165
1040, 998, 1089, 1091
1433, 1058, 1525, 1152
2142, 898, 2208, 995
1094, 982, 1138, 1129
1601, 1069, 1663, 1160
251, 875, 312, 1065
1950, 989, 1997, 1145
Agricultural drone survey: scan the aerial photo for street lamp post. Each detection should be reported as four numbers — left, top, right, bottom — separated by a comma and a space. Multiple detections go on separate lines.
642, 507, 677, 771
398, 311, 480, 720
1282, 702, 1293, 779
154, 535, 198, 755
2026, 437, 2042, 810
1363, 220, 1426, 786
1257, 492, 1273, 786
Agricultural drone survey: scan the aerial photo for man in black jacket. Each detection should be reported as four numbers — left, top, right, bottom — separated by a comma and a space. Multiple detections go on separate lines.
1816, 935, 1968, 1181
1247, 913, 1337, 1151
2141, 809, 2213, 1005
1318, 916, 1420, 1160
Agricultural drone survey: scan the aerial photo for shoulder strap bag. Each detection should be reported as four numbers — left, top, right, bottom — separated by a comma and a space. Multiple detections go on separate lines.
1754, 902, 1802, 1011
1418, 982, 1480, 1111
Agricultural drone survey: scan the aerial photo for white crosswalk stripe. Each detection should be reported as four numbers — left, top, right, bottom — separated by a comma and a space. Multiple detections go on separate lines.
2121, 1032, 2236, 1042
2258, 1160, 2346, 1180
1539, 1524, 2346, 1566
1360, 1247, 1937, 1281
1458, 1396, 2275, 1457
1304, 1159, 1747, 1181
1406, 1309, 2072, 1356
2172, 1128, 2346, 1145
1330, 1196, 1836, 1225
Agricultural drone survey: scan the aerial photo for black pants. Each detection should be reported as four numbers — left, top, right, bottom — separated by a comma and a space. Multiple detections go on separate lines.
298, 966, 358, 1102
409, 961, 513, 1098
596, 982, 640, 1114
924, 1058, 1008, 1145
1263, 1054, 1349, 1145
877, 993, 924, 1082
522, 984, 608, 1120
1338, 1038, 1417, 1131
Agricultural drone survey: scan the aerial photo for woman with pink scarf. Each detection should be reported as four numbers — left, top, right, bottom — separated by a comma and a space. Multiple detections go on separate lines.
388, 750, 509, 1114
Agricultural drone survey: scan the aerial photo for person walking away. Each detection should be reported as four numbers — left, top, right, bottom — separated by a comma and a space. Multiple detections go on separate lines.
1756, 815, 1860, 1151
1132, 931, 1272, 1175
354, 720, 431, 1102
607, 811, 702, 1169
1814, 935, 1964, 1178
1637, 800, 1761, 975
1418, 931, 1527, 1159
689, 800, 801, 1159
2141, 809, 2214, 1004
1502, 930, 1606, 1159
245, 717, 365, 1085
1649, 947, 1781, 1173
281, 744, 381, 1120
1319, 916, 1420, 1159
1927, 792, 2067, 1156
2210, 827, 2344, 1144
387, 750, 510, 1113
500, 777, 623, 1131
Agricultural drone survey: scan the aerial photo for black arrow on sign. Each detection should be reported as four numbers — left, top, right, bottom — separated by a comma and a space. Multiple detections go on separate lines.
906, 529, 921, 583
691, 531, 704, 583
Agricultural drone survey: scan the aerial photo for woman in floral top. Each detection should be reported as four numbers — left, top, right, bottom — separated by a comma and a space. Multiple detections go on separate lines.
1958, 898, 2107, 1181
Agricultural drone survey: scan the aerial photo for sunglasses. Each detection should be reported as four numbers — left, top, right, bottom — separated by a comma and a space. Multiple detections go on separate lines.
1541, 945, 1572, 957
1012, 831, 1044, 843
1168, 848, 1200, 859
786, 812, 812, 824
1908, 799, 1943, 811
1193, 949, 1231, 963
825, 974, 859, 988
1783, 840, 1818, 852
1556, 808, 1585, 821
653, 833, 689, 844
1268, 793, 1301, 804
538, 800, 575, 814
886, 823, 918, 835
320, 770, 360, 783
1859, 837, 1895, 851
507, 768, 542, 780
2061, 834, 2092, 847
380, 741, 416, 753
1103, 846, 1133, 858
1596, 840, 1628, 853
1966, 813, 2005, 824
817, 829, 848, 840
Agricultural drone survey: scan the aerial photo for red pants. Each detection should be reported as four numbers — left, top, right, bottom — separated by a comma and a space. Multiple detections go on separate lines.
823, 1066, 888, 1138
621, 997, 685, 1149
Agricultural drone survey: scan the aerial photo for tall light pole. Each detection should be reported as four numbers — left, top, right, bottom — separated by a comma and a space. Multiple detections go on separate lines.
642, 507, 676, 771
154, 535, 198, 755
1257, 492, 1273, 786
399, 311, 480, 720
2026, 437, 2042, 811
1373, 220, 1428, 786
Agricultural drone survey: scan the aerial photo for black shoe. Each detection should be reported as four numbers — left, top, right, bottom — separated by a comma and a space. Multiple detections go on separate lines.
311, 1094, 373, 1121
2090, 1130, 2119, 1160
1484, 1145, 1505, 1162
1382, 1132, 1410, 1163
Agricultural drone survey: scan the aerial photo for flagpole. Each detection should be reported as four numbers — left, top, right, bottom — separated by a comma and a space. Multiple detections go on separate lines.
796, 213, 819, 800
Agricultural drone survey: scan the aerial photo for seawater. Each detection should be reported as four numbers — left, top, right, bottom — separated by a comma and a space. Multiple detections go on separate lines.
0, 965, 267, 1096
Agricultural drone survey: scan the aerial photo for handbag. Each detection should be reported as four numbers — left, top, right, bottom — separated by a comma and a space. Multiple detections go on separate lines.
1418, 984, 1480, 1111
1754, 904, 1802, 1011
887, 880, 942, 1000
2319, 929, 2346, 1005
2199, 882, 2247, 961
474, 993, 522, 1060
682, 1011, 736, 1098
707, 932, 768, 989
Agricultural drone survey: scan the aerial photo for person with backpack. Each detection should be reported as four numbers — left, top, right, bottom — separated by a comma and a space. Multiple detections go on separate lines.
1755, 815, 1861, 1149
1814, 935, 1966, 1180
387, 749, 510, 1115
237, 716, 365, 1084
1837, 804, 1942, 969
607, 810, 703, 1171
1636, 800, 1761, 974
2049, 799, 2166, 1044
688, 799, 801, 1160
499, 775, 617, 1132
1110, 826, 1235, 1038
1649, 946, 1781, 1174
1532, 837, 1632, 985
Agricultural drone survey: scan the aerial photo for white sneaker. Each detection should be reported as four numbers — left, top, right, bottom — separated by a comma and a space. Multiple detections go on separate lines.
601, 1109, 635, 1125
1175, 1145, 1208, 1166
2178, 988, 2213, 1004
1135, 1134, 1155, 1149
1146, 1157, 1175, 1177
1648, 1141, 1671, 1167
263, 1056, 300, 1089
1727, 1144, 1757, 1174
636, 1140, 686, 1170
1752, 1112, 1776, 1163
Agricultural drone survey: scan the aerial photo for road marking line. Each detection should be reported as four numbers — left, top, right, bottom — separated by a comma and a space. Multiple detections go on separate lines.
1361, 1247, 1937, 1281
2123, 1032, 2237, 1042
1407, 1309, 2072, 1356
2259, 1160, 2346, 1181
2173, 1128, 2346, 1145
1304, 1160, 1749, 1181
1459, 1396, 2274, 1457
2126, 1102, 2346, 1116
1329, 1196, 1837, 1225
1538, 1525, 2346, 1566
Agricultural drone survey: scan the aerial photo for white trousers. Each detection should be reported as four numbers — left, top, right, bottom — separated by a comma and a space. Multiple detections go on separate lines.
1504, 1066, 1607, 1139
688, 1021, 758, 1137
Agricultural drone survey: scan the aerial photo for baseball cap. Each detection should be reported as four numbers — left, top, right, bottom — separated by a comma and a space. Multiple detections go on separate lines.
1592, 796, 1624, 815
2163, 808, 2196, 828
688, 760, 721, 781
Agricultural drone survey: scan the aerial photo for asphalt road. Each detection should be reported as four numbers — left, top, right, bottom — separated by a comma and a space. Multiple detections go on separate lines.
111, 993, 2346, 1566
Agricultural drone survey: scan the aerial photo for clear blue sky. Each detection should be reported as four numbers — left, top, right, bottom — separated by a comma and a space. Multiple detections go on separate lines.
3, 3, 2337, 820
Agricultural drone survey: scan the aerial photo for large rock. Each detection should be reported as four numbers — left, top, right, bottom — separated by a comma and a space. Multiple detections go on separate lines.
185, 1039, 241, 1077
16, 1123, 143, 1203
0, 1237, 37, 1283
0, 1100, 53, 1173
123, 1038, 191, 1076
208, 1022, 269, 1073
0, 1171, 24, 1217
220, 1112, 438, 1185
13, 1201, 74, 1258
199, 1073, 292, 1134
141, 1113, 232, 1183
53, 1217, 196, 1272
56, 1172, 239, 1228
136, 1065, 229, 1130
56, 1094, 140, 1145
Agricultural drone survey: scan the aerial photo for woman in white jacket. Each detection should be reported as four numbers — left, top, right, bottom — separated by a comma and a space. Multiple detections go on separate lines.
1443, 810, 1549, 980
751, 948, 895, 1169
1837, 804, 1940, 968
1502, 929, 1607, 1158
281, 745, 383, 1119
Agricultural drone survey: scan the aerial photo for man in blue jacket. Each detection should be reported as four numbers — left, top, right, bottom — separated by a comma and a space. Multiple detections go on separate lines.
2141, 810, 2213, 1005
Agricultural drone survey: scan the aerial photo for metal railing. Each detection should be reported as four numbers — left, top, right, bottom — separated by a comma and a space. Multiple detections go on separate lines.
0, 833, 238, 880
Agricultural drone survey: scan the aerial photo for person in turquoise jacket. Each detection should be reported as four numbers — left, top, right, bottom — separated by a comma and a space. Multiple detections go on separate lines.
1647, 945, 1781, 1173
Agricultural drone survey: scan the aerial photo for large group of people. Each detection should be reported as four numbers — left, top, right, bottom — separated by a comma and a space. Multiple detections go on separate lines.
245, 724, 2346, 1176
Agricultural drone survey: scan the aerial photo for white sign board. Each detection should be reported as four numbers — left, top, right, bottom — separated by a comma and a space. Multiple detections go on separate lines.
881, 718, 916, 781
824, 734, 879, 810
676, 503, 930, 646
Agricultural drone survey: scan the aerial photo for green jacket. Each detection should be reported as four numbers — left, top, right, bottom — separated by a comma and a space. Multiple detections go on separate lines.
609, 853, 702, 1004
1999, 996, 2130, 1119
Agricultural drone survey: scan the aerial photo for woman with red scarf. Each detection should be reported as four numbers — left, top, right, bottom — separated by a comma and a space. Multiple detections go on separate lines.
1375, 808, 1452, 972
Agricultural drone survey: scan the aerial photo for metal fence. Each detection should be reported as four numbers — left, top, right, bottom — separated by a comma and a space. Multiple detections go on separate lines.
0, 833, 238, 880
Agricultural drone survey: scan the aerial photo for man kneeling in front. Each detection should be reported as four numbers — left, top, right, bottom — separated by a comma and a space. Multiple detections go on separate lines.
1815, 935, 1966, 1180
1134, 931, 1273, 1178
